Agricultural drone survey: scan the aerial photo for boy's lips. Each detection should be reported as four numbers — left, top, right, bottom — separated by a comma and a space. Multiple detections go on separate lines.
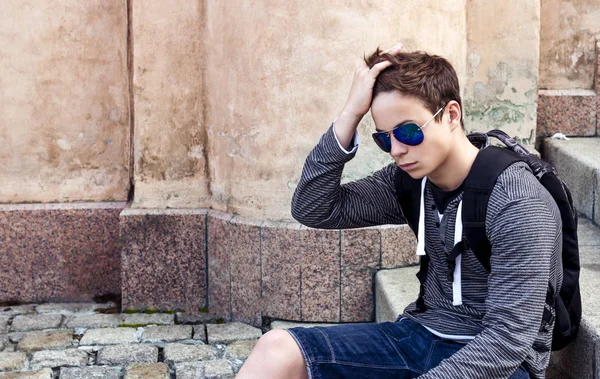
398, 162, 418, 171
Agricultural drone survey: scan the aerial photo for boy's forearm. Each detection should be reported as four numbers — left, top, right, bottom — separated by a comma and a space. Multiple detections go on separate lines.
291, 125, 355, 228
333, 110, 363, 149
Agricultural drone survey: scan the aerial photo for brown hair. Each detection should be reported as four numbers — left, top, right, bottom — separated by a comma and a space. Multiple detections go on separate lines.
365, 48, 463, 127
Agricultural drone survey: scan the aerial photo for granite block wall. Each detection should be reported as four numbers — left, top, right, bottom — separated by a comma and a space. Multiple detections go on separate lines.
228, 217, 263, 326
2, 205, 417, 327
206, 212, 234, 320
120, 209, 208, 312
203, 216, 417, 326
340, 229, 380, 322
261, 221, 302, 321
537, 90, 597, 137
300, 228, 341, 322
0, 203, 125, 303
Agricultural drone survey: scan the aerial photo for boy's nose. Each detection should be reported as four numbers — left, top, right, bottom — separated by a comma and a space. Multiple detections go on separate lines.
389, 135, 408, 158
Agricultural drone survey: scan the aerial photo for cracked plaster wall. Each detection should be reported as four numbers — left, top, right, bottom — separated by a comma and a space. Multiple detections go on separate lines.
540, 0, 600, 90
0, 1, 130, 203
464, 0, 540, 144
201, 0, 467, 219
131, 0, 211, 209
132, 0, 468, 219
2, 1, 546, 220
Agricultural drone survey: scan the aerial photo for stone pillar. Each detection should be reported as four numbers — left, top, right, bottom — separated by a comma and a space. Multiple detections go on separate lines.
597, 41, 600, 135
0, 1, 129, 303
465, 0, 541, 144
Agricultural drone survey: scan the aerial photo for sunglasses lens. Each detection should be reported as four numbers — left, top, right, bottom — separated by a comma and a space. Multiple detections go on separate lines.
393, 123, 424, 146
372, 132, 391, 152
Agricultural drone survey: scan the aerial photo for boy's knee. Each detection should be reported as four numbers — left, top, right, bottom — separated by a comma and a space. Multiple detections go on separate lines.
255, 329, 300, 355
239, 329, 307, 378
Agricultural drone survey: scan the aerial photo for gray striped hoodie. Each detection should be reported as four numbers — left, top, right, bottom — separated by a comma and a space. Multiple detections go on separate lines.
291, 125, 562, 379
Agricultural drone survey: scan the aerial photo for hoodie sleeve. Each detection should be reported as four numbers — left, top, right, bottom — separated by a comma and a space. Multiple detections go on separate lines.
291, 124, 405, 229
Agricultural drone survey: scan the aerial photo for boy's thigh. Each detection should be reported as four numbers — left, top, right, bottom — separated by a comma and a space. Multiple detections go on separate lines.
286, 318, 463, 379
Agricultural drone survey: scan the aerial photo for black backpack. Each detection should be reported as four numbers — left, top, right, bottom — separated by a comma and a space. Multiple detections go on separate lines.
394, 129, 581, 351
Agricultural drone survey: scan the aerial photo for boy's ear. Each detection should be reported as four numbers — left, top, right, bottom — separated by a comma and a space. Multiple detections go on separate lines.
447, 101, 462, 132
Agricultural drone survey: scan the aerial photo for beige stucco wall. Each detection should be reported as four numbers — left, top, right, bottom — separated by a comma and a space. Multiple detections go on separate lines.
2, 0, 548, 220
201, 0, 467, 219
464, 0, 541, 143
0, 1, 130, 203
131, 0, 211, 209
540, 0, 600, 89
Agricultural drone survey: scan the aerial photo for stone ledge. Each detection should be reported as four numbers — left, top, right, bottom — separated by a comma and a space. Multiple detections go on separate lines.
548, 264, 600, 379
249, 219, 415, 324
549, 214, 600, 379
543, 138, 600, 224
375, 266, 420, 323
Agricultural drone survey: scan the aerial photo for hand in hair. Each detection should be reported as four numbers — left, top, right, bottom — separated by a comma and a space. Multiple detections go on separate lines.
334, 43, 402, 148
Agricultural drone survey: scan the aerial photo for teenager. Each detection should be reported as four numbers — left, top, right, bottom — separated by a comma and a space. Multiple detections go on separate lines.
236, 44, 561, 379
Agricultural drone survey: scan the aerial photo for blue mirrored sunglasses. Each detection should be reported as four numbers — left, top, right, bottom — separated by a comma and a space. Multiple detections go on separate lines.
371, 105, 446, 152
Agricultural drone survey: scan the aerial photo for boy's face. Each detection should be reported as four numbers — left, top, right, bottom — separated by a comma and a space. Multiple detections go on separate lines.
371, 91, 454, 179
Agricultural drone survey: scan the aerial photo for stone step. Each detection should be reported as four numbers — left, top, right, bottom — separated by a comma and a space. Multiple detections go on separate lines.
543, 137, 600, 224
375, 266, 419, 324
374, 215, 600, 378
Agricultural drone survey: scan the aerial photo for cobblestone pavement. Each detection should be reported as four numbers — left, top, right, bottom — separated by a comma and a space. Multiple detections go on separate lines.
0, 302, 277, 379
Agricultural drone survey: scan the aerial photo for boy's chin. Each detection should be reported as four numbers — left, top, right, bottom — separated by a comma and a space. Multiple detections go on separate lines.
398, 167, 427, 180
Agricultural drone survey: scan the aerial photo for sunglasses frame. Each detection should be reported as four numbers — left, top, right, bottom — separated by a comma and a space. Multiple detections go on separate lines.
372, 105, 447, 152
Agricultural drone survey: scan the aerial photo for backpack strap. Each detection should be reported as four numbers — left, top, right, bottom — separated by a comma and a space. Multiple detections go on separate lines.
394, 168, 428, 312
394, 146, 521, 311
462, 146, 522, 271
485, 129, 531, 157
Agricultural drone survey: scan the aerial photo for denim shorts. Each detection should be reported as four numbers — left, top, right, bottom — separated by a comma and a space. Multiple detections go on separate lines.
286, 318, 530, 379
